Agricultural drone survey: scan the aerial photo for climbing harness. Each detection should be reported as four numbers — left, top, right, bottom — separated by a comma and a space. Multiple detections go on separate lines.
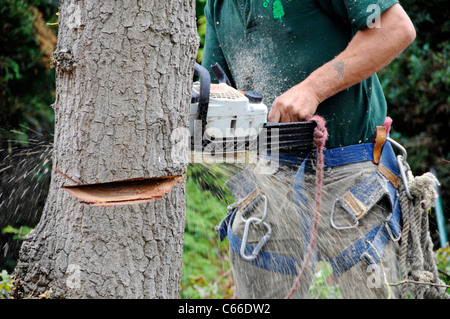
217, 116, 449, 299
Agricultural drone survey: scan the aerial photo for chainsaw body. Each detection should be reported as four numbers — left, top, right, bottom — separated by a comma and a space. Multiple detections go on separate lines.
190, 63, 267, 152
190, 82, 268, 140
189, 63, 316, 161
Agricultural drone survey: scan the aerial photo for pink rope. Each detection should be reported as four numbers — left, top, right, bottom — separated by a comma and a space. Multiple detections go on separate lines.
286, 115, 328, 299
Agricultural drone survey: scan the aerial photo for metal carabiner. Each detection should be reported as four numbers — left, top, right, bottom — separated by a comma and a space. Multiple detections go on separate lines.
240, 217, 272, 261
383, 213, 402, 242
239, 194, 271, 261
387, 137, 414, 200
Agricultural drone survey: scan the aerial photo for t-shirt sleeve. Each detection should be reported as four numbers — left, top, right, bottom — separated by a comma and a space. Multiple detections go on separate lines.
201, 3, 234, 85
315, 0, 399, 31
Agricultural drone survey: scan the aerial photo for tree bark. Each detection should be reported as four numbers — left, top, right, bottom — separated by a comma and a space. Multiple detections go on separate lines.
14, 0, 199, 298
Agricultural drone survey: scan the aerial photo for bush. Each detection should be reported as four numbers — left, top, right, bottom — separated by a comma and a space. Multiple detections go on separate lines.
0, 0, 57, 141
378, 0, 450, 243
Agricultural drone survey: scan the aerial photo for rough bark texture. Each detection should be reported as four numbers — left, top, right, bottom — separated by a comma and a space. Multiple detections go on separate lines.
14, 0, 199, 298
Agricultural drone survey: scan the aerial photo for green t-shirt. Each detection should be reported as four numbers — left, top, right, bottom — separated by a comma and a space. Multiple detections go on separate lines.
202, 0, 399, 148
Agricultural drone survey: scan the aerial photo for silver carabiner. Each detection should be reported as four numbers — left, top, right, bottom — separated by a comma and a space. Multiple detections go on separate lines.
239, 194, 271, 261
383, 213, 402, 242
240, 217, 272, 261
387, 137, 414, 200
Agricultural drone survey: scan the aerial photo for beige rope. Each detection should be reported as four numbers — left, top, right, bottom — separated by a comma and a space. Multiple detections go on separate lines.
398, 173, 449, 299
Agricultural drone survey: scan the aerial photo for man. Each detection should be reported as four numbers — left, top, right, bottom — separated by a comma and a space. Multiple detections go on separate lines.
203, 0, 416, 298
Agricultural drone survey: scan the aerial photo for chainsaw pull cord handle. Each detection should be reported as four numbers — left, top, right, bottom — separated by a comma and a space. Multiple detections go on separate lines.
193, 63, 211, 138
211, 62, 233, 87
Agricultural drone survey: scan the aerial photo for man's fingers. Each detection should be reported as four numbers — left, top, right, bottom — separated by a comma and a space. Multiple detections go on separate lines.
280, 110, 293, 123
267, 106, 281, 123
269, 88, 319, 123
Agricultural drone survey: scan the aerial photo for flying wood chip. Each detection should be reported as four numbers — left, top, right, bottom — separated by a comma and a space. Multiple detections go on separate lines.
61, 176, 184, 207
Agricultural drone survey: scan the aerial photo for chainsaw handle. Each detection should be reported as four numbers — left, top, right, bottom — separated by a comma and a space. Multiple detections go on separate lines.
211, 62, 232, 87
193, 63, 211, 136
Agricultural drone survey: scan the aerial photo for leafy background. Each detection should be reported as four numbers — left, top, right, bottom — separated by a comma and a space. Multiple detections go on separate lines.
0, 0, 448, 298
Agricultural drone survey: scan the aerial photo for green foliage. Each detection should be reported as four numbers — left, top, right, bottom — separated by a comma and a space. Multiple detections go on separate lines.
378, 1, 450, 235
436, 246, 450, 293
1, 225, 33, 240
196, 0, 207, 62
0, 0, 57, 141
0, 269, 13, 299
181, 166, 234, 298
309, 262, 341, 299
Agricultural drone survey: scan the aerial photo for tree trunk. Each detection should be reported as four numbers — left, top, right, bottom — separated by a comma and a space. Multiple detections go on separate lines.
14, 0, 199, 298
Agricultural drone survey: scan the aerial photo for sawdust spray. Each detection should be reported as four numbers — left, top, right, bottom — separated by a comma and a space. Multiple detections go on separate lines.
1, 131, 383, 299
0, 130, 53, 271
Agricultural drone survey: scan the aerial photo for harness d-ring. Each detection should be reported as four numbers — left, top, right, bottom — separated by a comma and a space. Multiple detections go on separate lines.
330, 199, 359, 230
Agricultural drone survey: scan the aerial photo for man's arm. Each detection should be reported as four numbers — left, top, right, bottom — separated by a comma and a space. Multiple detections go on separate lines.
268, 3, 416, 123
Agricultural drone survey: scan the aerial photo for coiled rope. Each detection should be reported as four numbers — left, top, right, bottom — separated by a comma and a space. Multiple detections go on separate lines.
398, 173, 450, 299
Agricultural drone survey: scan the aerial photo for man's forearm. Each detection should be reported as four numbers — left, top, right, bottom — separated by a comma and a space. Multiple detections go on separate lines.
268, 4, 416, 123
302, 4, 416, 104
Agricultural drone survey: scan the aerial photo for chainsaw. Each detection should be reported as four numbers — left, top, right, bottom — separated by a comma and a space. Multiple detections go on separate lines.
190, 63, 316, 162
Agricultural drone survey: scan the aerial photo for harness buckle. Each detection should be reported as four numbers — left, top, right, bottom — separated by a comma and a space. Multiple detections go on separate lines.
361, 251, 377, 265
227, 203, 237, 212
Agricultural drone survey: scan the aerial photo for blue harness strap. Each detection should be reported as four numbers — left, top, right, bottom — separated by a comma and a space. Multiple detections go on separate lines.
217, 141, 403, 277
226, 207, 303, 275
328, 140, 402, 275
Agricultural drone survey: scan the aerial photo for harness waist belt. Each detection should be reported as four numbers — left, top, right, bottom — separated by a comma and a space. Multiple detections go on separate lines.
262, 143, 375, 167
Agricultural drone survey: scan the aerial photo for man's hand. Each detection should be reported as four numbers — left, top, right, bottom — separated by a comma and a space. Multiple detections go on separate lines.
268, 82, 321, 122
267, 3, 416, 123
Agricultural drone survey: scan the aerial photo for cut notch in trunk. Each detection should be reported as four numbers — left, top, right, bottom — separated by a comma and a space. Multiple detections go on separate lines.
61, 175, 184, 207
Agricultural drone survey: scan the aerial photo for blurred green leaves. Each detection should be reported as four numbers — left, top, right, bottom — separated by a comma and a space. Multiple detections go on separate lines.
0, 270, 14, 299
0, 0, 57, 140
196, 0, 207, 62
1, 225, 33, 240
181, 165, 234, 298
436, 246, 450, 294
378, 0, 450, 235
